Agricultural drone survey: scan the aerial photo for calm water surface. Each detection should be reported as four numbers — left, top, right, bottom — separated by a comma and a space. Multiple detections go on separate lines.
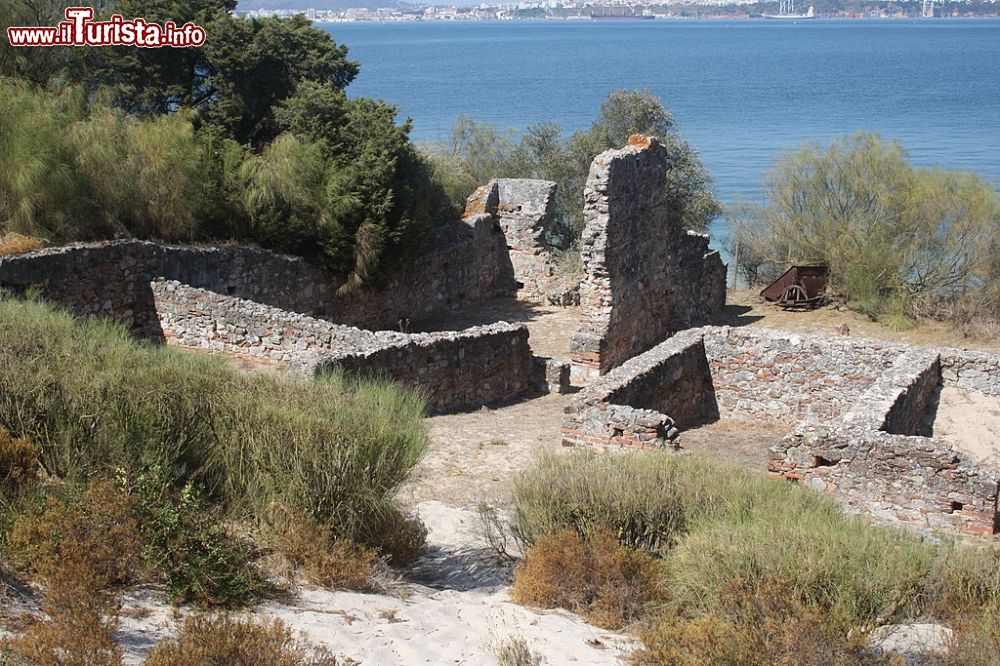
326, 20, 1000, 247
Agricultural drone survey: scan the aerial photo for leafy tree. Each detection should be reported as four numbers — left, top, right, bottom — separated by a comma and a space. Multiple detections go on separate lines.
731, 133, 1000, 328
425, 89, 721, 244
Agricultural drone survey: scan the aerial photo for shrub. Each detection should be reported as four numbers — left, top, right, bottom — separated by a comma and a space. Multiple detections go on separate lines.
3, 482, 129, 666
0, 297, 428, 550
0, 233, 44, 257
279, 521, 382, 592
127, 469, 271, 607
730, 133, 1000, 331
144, 614, 344, 666
0, 429, 40, 489
511, 527, 667, 630
635, 580, 887, 666
5, 480, 143, 590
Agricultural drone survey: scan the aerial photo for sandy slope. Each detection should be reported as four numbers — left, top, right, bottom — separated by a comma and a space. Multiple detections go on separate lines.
116, 502, 637, 665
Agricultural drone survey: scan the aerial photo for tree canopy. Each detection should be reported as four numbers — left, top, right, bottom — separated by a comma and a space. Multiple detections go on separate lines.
425, 88, 722, 244
1, 1, 450, 288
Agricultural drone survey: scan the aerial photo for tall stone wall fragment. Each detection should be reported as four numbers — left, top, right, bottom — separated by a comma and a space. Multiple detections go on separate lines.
570, 135, 726, 374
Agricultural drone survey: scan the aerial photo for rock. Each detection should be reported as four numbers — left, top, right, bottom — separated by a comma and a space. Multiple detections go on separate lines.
868, 623, 952, 665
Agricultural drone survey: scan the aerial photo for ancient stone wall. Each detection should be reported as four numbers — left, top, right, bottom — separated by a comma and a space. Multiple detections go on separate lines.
939, 349, 1000, 396
771, 426, 999, 536
0, 217, 514, 334
152, 280, 537, 414
704, 327, 900, 425
317, 323, 537, 414
570, 136, 726, 375
561, 330, 713, 449
152, 280, 390, 363
492, 178, 573, 304
840, 350, 941, 436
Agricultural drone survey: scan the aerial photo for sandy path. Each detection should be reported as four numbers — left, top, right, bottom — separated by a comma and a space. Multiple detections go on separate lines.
933, 387, 1000, 465
116, 502, 637, 665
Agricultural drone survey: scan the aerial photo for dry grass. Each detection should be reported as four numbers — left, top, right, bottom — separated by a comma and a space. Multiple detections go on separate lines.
511, 527, 667, 630
6, 480, 143, 589
280, 522, 383, 592
494, 636, 544, 666
0, 428, 41, 488
144, 614, 349, 666
0, 233, 45, 257
2, 482, 131, 666
634, 581, 887, 666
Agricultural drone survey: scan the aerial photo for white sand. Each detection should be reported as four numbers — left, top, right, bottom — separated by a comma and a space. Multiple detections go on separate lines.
116, 501, 638, 665
934, 387, 1000, 465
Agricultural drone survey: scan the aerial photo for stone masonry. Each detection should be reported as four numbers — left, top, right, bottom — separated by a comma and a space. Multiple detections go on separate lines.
571, 135, 726, 375
152, 280, 539, 414
0, 215, 514, 334
564, 325, 1000, 537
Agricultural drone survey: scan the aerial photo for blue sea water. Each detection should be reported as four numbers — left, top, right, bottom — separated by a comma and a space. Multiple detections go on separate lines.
325, 19, 1000, 249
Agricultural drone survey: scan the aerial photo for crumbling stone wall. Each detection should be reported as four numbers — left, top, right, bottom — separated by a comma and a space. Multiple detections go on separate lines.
771, 426, 999, 536
319, 323, 536, 414
561, 330, 714, 449
152, 280, 537, 414
840, 350, 941, 436
152, 280, 390, 362
704, 328, 901, 425
492, 178, 574, 304
570, 136, 726, 375
0, 216, 514, 334
563, 323, 1000, 537
939, 349, 1000, 396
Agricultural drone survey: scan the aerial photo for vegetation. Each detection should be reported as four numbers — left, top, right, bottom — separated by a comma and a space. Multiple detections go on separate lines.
509, 451, 1000, 663
0, 2, 453, 288
0, 297, 427, 544
424, 88, 722, 244
0, 297, 428, 625
731, 133, 1000, 333
144, 615, 345, 666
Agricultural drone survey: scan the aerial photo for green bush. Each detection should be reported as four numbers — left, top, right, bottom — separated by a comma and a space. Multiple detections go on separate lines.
730, 133, 1000, 330
424, 89, 721, 246
128, 468, 271, 607
0, 297, 428, 548
511, 450, 1000, 653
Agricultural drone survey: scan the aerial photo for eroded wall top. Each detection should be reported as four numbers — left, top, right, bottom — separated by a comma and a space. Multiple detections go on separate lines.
571, 135, 726, 374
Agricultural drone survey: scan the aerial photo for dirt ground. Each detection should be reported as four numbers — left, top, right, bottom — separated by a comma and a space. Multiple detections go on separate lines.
413, 298, 581, 362
933, 387, 1000, 465
721, 290, 1000, 354
398, 392, 572, 509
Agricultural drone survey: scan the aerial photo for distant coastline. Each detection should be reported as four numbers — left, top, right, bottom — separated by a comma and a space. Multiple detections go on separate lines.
238, 2, 1000, 23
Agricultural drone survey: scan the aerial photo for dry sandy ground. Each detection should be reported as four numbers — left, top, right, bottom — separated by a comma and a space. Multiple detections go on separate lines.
933, 387, 1000, 465
399, 393, 572, 508
722, 290, 1000, 354
112, 502, 636, 665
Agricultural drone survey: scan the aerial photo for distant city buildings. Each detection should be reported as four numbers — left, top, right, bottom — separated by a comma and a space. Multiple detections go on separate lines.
236, 0, 998, 22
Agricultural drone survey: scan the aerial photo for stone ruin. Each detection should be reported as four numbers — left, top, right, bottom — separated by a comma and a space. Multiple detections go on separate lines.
5, 134, 997, 538
562, 326, 1000, 537
570, 136, 727, 375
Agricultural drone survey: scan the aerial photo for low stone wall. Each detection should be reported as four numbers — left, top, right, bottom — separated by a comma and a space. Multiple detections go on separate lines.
153, 280, 537, 414
770, 426, 999, 537
704, 327, 900, 425
152, 280, 393, 363
840, 350, 940, 436
319, 323, 537, 414
570, 136, 726, 375
939, 348, 1000, 396
561, 330, 712, 449
0, 217, 514, 334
